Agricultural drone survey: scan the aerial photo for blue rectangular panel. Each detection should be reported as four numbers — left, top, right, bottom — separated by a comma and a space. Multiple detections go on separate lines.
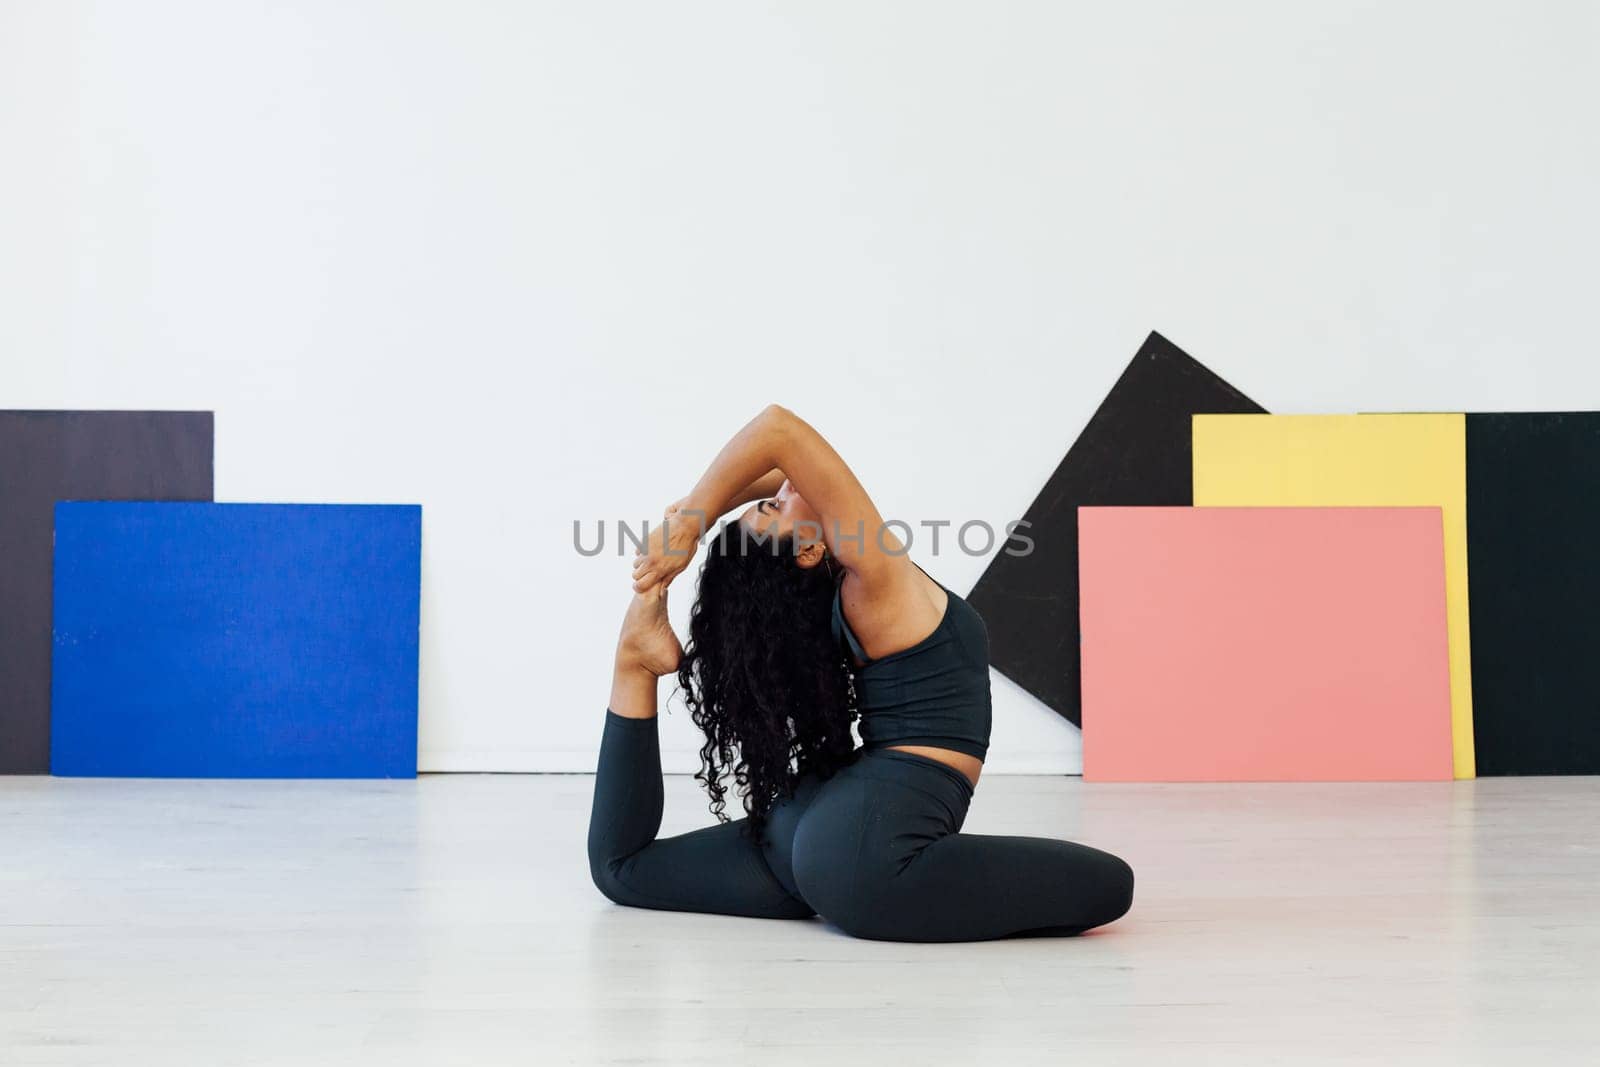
51, 503, 421, 778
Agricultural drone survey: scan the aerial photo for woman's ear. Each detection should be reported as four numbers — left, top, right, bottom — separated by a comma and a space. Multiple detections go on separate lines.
794, 538, 828, 570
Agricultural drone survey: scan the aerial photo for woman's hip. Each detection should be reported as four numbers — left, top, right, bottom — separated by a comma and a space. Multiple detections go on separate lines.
791, 750, 972, 867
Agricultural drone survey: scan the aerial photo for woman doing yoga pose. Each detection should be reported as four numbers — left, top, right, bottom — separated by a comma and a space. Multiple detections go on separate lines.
588, 404, 1134, 942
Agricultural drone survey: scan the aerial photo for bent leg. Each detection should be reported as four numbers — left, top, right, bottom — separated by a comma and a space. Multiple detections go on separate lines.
792, 748, 1133, 942
587, 708, 815, 919
881, 830, 1135, 942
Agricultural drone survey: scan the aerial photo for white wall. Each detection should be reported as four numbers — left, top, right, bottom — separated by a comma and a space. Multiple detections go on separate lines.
4, 1, 1598, 774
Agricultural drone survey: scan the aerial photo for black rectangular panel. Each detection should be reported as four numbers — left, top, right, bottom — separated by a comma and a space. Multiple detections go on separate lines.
967, 333, 1265, 726
0, 411, 214, 773
1467, 412, 1600, 775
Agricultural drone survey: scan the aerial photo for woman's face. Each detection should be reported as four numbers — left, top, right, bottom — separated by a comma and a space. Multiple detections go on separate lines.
737, 479, 823, 548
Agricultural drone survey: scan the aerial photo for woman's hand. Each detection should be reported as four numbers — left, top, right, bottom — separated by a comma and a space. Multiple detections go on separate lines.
632, 505, 705, 593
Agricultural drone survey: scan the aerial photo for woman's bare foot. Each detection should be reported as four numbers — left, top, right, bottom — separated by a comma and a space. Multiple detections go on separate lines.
615, 585, 683, 677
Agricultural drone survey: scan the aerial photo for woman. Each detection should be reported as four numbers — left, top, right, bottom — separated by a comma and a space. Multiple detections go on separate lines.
587, 404, 1134, 942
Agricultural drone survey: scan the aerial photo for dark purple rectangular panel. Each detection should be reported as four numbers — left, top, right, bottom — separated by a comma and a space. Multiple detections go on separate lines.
0, 411, 213, 773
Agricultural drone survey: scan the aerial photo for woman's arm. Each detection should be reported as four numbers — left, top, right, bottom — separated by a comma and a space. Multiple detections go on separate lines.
652, 469, 784, 570
666, 468, 784, 525
734, 468, 786, 508
634, 404, 907, 592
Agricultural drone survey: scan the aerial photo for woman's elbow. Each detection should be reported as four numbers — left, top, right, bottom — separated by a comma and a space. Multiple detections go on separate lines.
759, 404, 803, 442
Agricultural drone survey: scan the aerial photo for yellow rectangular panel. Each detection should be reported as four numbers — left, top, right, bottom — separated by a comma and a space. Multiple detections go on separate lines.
1192, 414, 1473, 778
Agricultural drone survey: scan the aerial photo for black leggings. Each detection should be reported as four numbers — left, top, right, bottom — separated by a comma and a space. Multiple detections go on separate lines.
586, 710, 1134, 942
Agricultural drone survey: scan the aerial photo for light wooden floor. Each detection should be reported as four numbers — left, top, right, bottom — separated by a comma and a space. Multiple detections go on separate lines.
2, 772, 1596, 1066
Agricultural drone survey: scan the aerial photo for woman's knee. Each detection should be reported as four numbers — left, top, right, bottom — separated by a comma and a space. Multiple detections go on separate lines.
1081, 846, 1135, 927
588, 852, 635, 907
587, 824, 656, 908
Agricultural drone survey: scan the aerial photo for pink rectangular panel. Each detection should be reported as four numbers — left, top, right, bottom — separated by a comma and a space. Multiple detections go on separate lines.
1079, 507, 1453, 782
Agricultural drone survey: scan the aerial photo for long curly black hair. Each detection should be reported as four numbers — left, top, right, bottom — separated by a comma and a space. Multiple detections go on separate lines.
674, 519, 858, 846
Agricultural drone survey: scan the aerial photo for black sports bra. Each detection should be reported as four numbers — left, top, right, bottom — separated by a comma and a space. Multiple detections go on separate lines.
830, 563, 993, 761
